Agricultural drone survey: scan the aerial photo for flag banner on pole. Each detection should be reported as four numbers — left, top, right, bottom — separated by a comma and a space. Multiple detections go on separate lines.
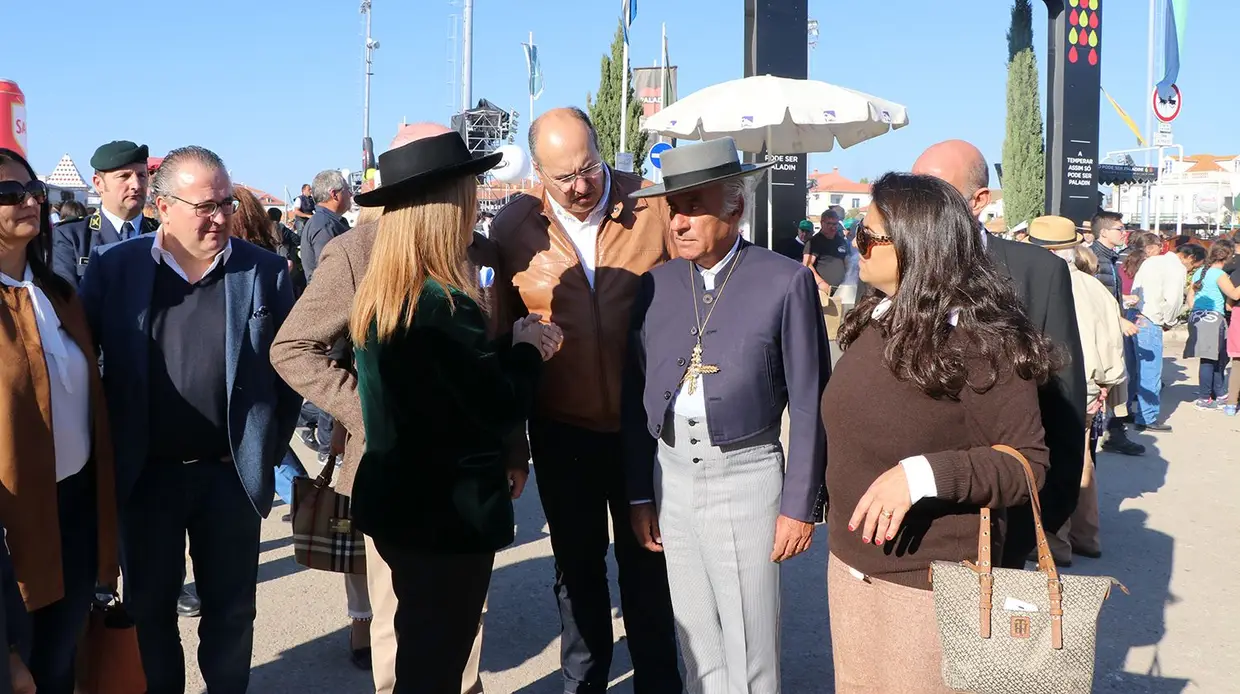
661, 33, 677, 108
1157, 0, 1189, 100
622, 0, 637, 43
1101, 87, 1146, 146
632, 68, 677, 120
523, 43, 544, 100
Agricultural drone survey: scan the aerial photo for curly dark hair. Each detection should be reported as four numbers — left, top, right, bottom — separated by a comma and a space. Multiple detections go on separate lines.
837, 172, 1058, 400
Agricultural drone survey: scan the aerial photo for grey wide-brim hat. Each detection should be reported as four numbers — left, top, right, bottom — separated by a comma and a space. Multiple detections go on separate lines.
630, 137, 773, 199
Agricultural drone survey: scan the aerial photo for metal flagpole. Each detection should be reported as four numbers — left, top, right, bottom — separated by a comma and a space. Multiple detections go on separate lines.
620, 36, 630, 159
654, 22, 666, 184
462, 0, 474, 112
529, 32, 535, 130
1144, 0, 1156, 165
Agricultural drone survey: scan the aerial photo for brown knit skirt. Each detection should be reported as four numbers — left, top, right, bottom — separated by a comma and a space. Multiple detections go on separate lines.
827, 553, 962, 694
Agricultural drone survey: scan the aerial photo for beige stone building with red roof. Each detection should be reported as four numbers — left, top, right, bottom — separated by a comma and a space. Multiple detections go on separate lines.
1110, 153, 1238, 228
806, 167, 871, 218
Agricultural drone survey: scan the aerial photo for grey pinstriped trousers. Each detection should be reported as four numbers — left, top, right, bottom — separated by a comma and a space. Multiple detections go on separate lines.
655, 413, 784, 694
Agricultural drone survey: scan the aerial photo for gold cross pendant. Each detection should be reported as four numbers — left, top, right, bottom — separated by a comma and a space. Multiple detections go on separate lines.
680, 341, 720, 396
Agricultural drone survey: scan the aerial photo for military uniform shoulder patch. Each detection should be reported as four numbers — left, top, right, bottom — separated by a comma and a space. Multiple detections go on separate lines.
88, 214, 102, 231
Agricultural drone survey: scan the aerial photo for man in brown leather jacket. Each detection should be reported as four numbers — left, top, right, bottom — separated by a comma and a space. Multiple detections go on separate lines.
490, 107, 681, 694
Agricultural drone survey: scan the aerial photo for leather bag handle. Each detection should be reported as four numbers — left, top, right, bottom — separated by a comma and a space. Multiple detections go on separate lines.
312, 451, 336, 489
974, 445, 1064, 649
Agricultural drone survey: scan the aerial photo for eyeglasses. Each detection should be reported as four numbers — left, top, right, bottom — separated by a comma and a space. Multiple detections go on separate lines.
543, 162, 604, 189
165, 194, 239, 218
855, 221, 894, 259
0, 180, 48, 207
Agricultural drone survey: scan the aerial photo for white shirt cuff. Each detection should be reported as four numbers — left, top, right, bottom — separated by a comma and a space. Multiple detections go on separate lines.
900, 455, 938, 504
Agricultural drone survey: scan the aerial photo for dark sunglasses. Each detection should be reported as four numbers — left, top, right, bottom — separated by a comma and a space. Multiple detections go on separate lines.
0, 180, 48, 207
855, 221, 894, 259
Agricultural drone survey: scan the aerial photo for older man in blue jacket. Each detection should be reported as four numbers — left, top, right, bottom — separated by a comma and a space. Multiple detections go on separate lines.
622, 138, 829, 693
80, 145, 299, 694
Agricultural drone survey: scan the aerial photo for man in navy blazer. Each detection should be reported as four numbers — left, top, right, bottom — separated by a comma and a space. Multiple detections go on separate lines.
622, 138, 829, 691
79, 145, 299, 693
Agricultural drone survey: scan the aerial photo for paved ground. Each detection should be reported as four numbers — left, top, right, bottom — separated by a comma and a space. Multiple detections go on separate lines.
179, 349, 1237, 693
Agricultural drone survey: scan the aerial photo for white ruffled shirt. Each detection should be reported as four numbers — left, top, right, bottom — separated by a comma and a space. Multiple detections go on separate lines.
0, 265, 91, 481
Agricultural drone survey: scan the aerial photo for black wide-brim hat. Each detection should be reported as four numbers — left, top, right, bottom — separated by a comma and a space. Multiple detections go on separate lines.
354, 131, 501, 207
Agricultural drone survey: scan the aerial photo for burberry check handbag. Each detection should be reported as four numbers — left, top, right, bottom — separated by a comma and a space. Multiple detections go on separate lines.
929, 445, 1126, 694
292, 454, 367, 574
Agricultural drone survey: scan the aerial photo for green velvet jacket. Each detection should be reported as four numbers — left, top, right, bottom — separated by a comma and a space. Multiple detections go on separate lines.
351, 279, 542, 554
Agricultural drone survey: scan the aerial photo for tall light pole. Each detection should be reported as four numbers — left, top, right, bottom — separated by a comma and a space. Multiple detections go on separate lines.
462, 0, 474, 112
361, 0, 379, 171
1144, 0, 1156, 166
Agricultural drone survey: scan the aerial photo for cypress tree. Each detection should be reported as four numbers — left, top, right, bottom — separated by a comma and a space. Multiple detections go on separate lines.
1002, 0, 1046, 227
586, 23, 649, 171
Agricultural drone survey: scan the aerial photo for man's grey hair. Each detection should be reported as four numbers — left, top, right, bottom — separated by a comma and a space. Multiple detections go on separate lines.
528, 107, 600, 165
720, 174, 760, 239
312, 169, 347, 203
151, 145, 227, 197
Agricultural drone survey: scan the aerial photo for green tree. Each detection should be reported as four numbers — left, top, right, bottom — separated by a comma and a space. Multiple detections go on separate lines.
1001, 0, 1046, 227
586, 22, 649, 171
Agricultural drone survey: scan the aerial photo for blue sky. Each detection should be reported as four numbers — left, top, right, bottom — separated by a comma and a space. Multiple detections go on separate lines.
4, 0, 1234, 200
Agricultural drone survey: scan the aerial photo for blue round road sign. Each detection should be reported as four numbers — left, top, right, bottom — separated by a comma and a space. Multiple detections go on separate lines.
649, 142, 673, 169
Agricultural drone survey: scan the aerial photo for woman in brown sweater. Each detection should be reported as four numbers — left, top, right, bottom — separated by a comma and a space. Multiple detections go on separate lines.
821, 172, 1054, 694
0, 148, 118, 693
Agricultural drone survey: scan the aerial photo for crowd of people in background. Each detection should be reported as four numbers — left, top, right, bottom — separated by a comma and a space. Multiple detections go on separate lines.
0, 108, 1236, 694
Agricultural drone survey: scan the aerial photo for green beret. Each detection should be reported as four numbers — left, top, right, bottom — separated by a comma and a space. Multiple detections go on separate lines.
798, 219, 814, 232
90, 140, 149, 172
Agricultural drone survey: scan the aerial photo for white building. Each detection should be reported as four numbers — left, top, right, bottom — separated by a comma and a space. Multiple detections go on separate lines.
807, 168, 871, 218
40, 153, 90, 204
1109, 153, 1238, 228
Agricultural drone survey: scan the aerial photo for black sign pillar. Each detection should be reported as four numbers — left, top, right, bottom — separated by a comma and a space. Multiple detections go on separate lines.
744, 0, 807, 249
1044, 0, 1104, 227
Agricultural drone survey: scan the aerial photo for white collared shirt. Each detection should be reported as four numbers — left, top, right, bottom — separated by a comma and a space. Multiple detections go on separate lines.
672, 235, 742, 419
545, 166, 613, 289
102, 208, 144, 240
870, 296, 958, 504
0, 265, 92, 482
151, 230, 233, 284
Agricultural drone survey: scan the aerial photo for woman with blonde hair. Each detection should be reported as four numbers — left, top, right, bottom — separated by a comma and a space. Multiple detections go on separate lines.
347, 131, 560, 691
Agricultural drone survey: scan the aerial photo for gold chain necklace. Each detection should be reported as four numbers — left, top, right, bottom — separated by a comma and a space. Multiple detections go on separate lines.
681, 247, 745, 395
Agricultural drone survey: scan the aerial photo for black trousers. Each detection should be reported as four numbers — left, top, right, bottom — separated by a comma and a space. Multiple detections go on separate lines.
29, 465, 98, 694
372, 541, 493, 694
121, 459, 262, 694
529, 419, 682, 694
297, 400, 333, 455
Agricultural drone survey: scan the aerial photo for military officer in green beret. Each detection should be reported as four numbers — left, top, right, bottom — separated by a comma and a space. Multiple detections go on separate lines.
52, 140, 159, 287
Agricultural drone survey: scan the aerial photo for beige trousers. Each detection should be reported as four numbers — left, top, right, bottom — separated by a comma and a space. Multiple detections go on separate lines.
364, 534, 485, 694
827, 553, 958, 694
1047, 454, 1101, 562
820, 290, 843, 340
